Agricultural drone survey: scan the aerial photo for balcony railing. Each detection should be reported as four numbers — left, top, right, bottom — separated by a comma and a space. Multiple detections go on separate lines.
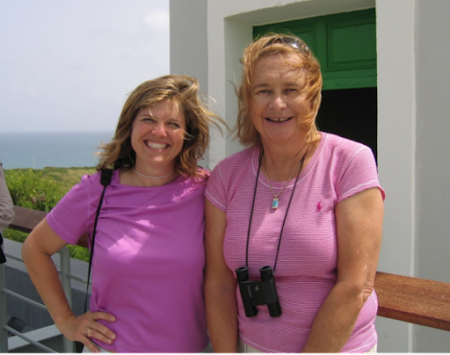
1, 244, 71, 353
1, 206, 450, 352
1, 207, 89, 352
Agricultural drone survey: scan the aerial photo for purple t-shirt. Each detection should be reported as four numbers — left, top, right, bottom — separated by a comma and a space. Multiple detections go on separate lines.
47, 169, 209, 352
206, 133, 385, 353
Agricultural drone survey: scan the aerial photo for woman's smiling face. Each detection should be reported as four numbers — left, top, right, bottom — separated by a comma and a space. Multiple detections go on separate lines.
131, 99, 186, 174
250, 53, 310, 147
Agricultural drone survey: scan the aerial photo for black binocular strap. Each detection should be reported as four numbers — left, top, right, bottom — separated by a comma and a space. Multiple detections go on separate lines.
246, 150, 303, 273
83, 169, 112, 313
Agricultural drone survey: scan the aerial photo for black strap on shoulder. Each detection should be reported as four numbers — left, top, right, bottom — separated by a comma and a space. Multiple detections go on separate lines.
83, 169, 112, 312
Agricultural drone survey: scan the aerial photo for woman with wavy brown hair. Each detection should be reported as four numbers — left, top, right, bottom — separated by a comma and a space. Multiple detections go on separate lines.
23, 75, 223, 353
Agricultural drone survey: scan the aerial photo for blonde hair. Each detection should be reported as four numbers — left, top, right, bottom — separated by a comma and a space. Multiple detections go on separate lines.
235, 33, 322, 147
97, 75, 224, 178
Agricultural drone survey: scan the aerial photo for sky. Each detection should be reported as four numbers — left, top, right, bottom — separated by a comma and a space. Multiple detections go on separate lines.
0, 0, 170, 132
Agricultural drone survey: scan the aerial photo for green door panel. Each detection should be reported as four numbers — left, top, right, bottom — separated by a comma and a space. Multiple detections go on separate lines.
327, 19, 376, 70
253, 8, 376, 90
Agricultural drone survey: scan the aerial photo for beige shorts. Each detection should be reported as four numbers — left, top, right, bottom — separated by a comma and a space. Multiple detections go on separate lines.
82, 344, 111, 353
82, 342, 213, 353
238, 339, 377, 353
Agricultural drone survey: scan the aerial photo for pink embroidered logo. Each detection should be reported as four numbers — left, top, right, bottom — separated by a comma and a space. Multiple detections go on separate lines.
316, 201, 322, 212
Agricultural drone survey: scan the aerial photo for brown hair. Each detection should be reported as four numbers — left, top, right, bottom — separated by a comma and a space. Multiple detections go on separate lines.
97, 75, 224, 178
235, 33, 323, 147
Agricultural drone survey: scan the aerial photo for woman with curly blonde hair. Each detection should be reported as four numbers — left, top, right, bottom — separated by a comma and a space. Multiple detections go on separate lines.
205, 34, 384, 353
23, 75, 224, 353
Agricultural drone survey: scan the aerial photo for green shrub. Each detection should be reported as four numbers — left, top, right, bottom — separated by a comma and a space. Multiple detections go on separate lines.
5, 169, 64, 212
4, 168, 93, 262
67, 245, 90, 262
3, 228, 90, 262
2, 229, 28, 243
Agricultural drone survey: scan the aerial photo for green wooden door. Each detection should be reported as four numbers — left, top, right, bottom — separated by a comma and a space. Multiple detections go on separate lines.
253, 8, 377, 90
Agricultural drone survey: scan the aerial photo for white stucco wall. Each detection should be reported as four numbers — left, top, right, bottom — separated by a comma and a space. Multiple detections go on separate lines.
170, 0, 219, 169
170, 0, 208, 90
415, 0, 450, 285
374, 1, 415, 351
413, 0, 450, 351
170, 0, 450, 351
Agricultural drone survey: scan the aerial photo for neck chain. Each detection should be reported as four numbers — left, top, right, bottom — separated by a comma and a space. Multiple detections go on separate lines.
262, 147, 308, 210
133, 169, 174, 180
245, 148, 302, 272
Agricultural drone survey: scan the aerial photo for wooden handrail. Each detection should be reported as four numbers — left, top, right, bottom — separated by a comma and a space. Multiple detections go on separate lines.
8, 206, 47, 233
8, 206, 88, 247
375, 271, 450, 331
6, 206, 450, 331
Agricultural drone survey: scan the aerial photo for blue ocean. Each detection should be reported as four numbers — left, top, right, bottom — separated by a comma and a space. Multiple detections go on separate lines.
0, 131, 115, 169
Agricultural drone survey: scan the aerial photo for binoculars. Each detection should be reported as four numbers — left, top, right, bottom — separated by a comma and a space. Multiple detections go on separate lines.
235, 266, 282, 318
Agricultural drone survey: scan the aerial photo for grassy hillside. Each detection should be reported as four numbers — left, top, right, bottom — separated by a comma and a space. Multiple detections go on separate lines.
3, 166, 97, 261
40, 166, 97, 191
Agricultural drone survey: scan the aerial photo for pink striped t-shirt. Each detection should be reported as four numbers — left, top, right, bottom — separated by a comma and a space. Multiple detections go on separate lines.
205, 132, 385, 353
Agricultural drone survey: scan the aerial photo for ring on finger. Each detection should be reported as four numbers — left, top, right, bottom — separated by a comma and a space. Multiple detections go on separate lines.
87, 328, 91, 337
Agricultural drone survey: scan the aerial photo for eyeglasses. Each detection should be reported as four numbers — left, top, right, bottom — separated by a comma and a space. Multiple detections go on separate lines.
264, 36, 310, 53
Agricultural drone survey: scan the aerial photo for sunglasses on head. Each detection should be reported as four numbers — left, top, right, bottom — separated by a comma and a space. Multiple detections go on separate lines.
264, 36, 310, 53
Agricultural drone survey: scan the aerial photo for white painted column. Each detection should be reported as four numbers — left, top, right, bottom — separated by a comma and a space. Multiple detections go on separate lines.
375, 0, 416, 352
413, 0, 450, 351
206, 3, 228, 169
170, 0, 214, 169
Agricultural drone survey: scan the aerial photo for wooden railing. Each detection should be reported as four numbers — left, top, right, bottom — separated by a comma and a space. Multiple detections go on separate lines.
10, 206, 89, 248
375, 271, 450, 331
6, 206, 450, 331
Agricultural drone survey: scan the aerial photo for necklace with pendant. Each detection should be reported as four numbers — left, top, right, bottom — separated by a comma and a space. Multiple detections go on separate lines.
133, 169, 174, 179
262, 148, 308, 210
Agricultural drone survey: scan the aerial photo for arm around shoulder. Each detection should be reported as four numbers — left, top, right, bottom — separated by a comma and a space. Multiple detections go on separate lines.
204, 199, 239, 352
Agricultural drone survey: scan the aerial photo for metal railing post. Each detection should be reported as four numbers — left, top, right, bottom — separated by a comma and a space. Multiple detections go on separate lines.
0, 240, 9, 353
59, 246, 74, 353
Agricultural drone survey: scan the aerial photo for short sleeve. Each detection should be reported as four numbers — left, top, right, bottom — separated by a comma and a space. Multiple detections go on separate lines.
205, 163, 228, 212
336, 146, 386, 203
46, 174, 97, 245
